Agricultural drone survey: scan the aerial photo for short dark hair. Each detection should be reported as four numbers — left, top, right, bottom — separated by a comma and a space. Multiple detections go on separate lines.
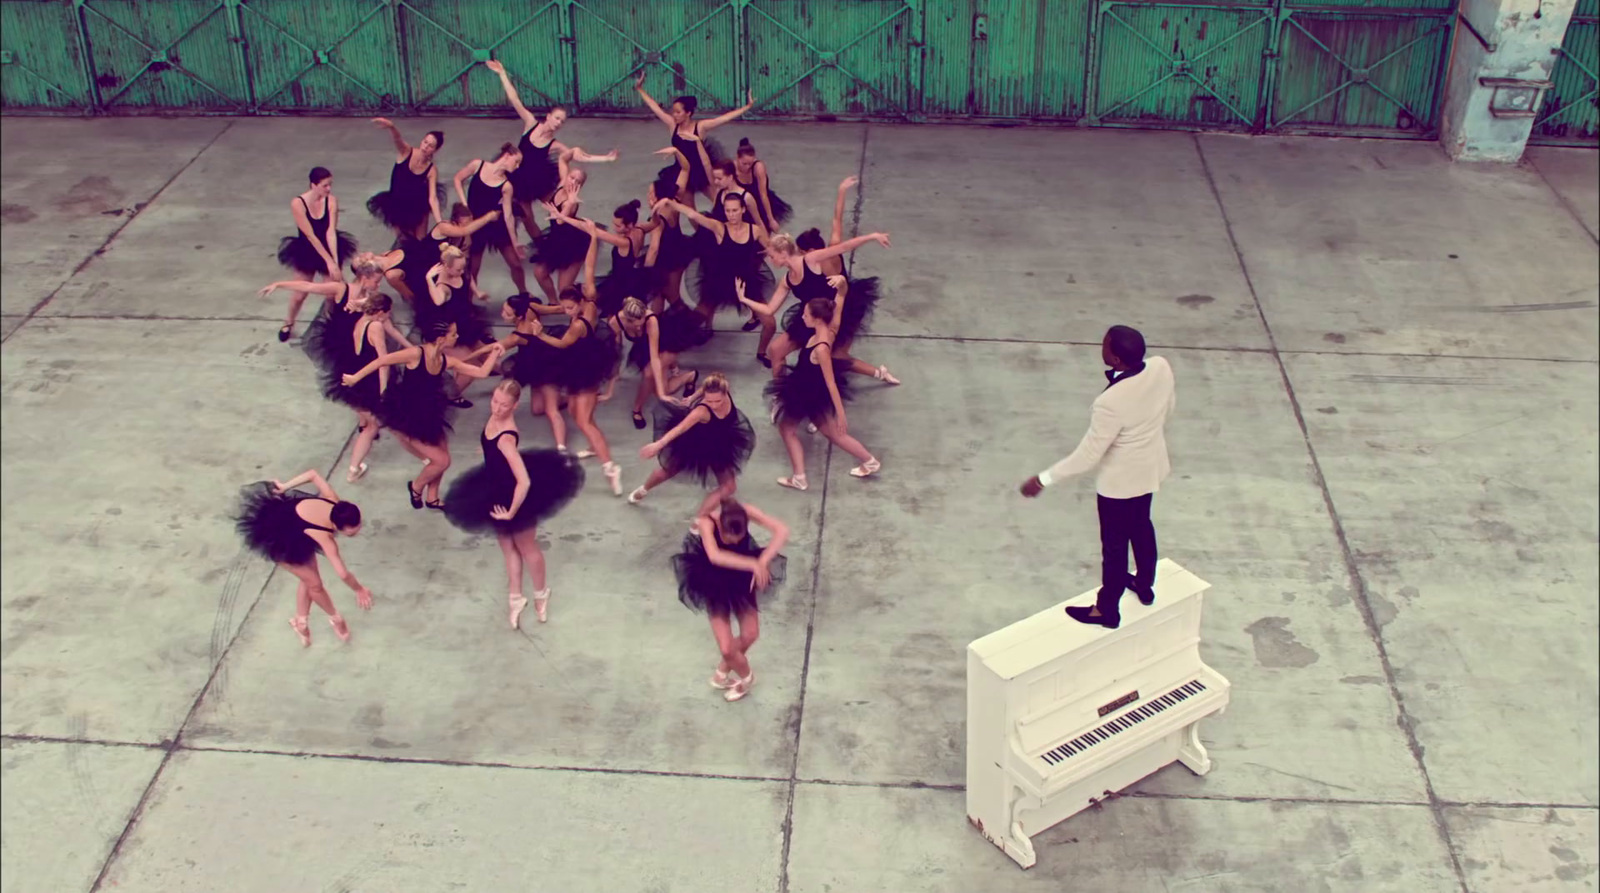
308, 166, 332, 185
330, 501, 361, 529
1106, 325, 1146, 365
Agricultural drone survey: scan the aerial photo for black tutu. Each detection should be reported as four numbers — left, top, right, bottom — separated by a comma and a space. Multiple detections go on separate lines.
763, 189, 793, 226
366, 182, 446, 234
376, 363, 454, 444
693, 239, 773, 314
595, 262, 649, 319
277, 231, 358, 276
235, 484, 328, 567
302, 305, 384, 413
649, 219, 696, 275
626, 304, 714, 370
561, 323, 621, 393
509, 329, 566, 387
783, 275, 881, 345
528, 221, 589, 270
657, 136, 726, 195
441, 448, 584, 535
765, 353, 854, 425
473, 217, 513, 252
415, 291, 493, 347
511, 149, 560, 205
652, 401, 756, 485
671, 530, 785, 616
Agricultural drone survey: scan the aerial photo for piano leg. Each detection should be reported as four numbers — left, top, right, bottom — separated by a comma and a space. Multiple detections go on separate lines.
1006, 789, 1040, 869
1177, 720, 1213, 776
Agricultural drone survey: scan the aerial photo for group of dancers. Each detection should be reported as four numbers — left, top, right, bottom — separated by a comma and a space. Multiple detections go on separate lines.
237, 67, 900, 702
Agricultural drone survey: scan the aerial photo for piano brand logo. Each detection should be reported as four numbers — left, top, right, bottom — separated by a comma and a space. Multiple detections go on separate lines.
1098, 690, 1140, 717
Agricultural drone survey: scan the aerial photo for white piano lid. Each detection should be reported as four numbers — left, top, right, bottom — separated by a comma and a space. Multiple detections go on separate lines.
968, 558, 1211, 680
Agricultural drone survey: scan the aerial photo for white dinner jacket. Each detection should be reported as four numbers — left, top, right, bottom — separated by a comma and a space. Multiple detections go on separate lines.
1037, 356, 1175, 499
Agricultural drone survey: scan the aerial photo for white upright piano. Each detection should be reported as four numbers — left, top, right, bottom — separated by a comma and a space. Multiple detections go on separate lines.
966, 558, 1230, 869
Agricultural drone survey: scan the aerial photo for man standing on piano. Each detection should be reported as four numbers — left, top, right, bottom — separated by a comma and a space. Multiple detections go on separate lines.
1019, 325, 1176, 630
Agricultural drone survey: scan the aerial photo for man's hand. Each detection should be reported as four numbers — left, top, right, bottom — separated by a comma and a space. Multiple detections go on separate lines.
1019, 476, 1044, 498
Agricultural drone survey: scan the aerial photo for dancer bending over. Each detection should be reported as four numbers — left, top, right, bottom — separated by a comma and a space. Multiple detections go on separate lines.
632, 374, 755, 518
365, 119, 445, 241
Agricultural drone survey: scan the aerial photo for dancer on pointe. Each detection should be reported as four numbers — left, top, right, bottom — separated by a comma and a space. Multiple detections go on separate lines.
671, 496, 788, 702
635, 71, 755, 209
522, 285, 625, 496
365, 119, 445, 242
765, 282, 882, 489
235, 470, 372, 647
613, 297, 711, 430
275, 166, 357, 341
452, 143, 529, 298
483, 59, 615, 243
343, 321, 505, 510
631, 373, 755, 517
442, 379, 586, 628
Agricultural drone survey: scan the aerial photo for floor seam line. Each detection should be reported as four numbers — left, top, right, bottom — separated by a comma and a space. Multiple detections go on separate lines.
1192, 132, 1471, 893
1526, 151, 1600, 245
1, 120, 236, 348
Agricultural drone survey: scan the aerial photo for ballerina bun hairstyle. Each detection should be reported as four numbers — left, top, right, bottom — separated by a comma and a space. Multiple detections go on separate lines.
737, 138, 756, 157
495, 379, 523, 400
425, 130, 446, 148
330, 501, 362, 530
350, 257, 383, 278
495, 141, 519, 159
620, 297, 648, 321
439, 244, 466, 265
768, 233, 797, 256
308, 166, 332, 184
673, 95, 698, 114
796, 228, 826, 251
804, 296, 836, 322
614, 199, 642, 225
650, 171, 680, 203
422, 319, 455, 342
717, 496, 748, 540
363, 293, 393, 315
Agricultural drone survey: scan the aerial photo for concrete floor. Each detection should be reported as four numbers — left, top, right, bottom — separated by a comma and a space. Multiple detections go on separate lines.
0, 115, 1595, 893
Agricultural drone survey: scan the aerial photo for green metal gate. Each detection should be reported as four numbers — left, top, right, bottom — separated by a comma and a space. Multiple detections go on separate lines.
1530, 0, 1599, 145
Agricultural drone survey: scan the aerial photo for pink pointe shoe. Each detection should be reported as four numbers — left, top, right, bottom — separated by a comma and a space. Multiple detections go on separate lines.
533, 588, 551, 623
709, 668, 736, 690
508, 594, 528, 630
724, 671, 755, 702
328, 615, 351, 643
289, 616, 311, 647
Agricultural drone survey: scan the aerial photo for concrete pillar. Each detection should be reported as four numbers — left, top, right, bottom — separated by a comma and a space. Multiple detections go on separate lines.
1440, 0, 1580, 162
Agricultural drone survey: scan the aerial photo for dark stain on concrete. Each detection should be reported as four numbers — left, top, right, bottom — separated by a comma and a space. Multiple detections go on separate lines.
1370, 592, 1399, 628
1244, 617, 1319, 668
1323, 332, 1347, 343
56, 176, 127, 217
1175, 294, 1214, 308
1, 203, 36, 223
1340, 675, 1386, 686
1315, 406, 1339, 414
1475, 519, 1517, 543
355, 704, 384, 730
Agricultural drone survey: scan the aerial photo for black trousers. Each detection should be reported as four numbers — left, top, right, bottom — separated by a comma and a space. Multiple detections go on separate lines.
1096, 492, 1158, 616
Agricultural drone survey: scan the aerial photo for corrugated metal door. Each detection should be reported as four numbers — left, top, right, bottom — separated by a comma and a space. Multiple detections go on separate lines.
569, 1, 739, 112
1269, 0, 1455, 135
1530, 0, 1599, 145
745, 0, 918, 117
398, 0, 569, 112
0, 0, 95, 110
922, 0, 1089, 119
77, 0, 249, 111
238, 0, 404, 111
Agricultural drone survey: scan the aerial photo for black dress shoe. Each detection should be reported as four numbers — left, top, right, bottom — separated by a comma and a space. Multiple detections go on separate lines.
448, 397, 473, 409
1132, 584, 1156, 606
1066, 605, 1120, 629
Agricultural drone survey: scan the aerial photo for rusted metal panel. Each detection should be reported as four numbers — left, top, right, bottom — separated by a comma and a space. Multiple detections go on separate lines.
1271, 11, 1453, 134
571, 0, 739, 114
400, 0, 567, 111
0, 0, 95, 110
240, 0, 404, 111
746, 0, 914, 117
1530, 0, 1598, 145
78, 0, 249, 111
1090, 2, 1273, 129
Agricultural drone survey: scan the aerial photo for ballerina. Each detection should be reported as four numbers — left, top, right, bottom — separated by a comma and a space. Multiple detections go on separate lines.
732, 138, 791, 234
390, 203, 500, 305
654, 194, 771, 330
548, 199, 647, 318
613, 296, 711, 430
530, 146, 615, 304
634, 71, 755, 209
365, 119, 445, 242
765, 286, 882, 490
522, 286, 625, 496
670, 496, 788, 701
343, 321, 505, 510
441, 379, 586, 627
452, 143, 529, 299
416, 245, 496, 407
640, 149, 695, 310
631, 372, 756, 520
275, 166, 357, 341
235, 469, 372, 647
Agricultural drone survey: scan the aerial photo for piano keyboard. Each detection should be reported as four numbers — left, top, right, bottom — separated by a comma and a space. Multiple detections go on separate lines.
1038, 679, 1210, 768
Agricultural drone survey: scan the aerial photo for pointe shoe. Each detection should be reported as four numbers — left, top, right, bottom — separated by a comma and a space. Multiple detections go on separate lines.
603, 462, 623, 496
806, 422, 818, 434
575, 449, 597, 459
533, 588, 550, 623
508, 594, 528, 629
709, 668, 736, 690
777, 474, 808, 491
628, 486, 649, 504
347, 462, 368, 483
724, 671, 754, 702
850, 458, 881, 478
289, 616, 311, 647
328, 615, 351, 642
875, 365, 900, 385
